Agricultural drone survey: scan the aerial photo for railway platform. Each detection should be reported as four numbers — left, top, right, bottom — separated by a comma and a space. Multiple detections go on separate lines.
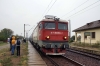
28, 42, 47, 66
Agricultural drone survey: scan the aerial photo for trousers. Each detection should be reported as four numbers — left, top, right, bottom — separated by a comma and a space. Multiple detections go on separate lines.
16, 46, 20, 56
11, 45, 15, 54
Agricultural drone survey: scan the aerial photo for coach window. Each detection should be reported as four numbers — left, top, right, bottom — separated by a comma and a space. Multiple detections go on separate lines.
58, 23, 67, 30
44, 22, 55, 29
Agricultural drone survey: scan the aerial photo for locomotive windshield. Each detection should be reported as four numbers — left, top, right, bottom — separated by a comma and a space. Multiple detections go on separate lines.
58, 23, 67, 30
44, 22, 55, 29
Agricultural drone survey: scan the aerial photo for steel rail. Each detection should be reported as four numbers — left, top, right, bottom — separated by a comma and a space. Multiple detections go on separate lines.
67, 48, 100, 60
62, 55, 85, 66
46, 55, 60, 66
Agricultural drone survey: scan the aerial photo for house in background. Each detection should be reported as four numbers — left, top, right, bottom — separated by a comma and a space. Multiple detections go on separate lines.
73, 20, 100, 44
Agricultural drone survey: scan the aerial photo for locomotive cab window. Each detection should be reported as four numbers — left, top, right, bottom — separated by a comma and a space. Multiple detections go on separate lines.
39, 23, 43, 29
44, 22, 55, 29
58, 23, 67, 30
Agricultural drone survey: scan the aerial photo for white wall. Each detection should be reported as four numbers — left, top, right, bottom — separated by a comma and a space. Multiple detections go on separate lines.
80, 28, 100, 43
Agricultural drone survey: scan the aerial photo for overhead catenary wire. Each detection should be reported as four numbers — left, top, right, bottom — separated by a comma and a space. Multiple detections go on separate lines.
44, 0, 57, 16
39, 0, 57, 21
41, 0, 53, 18
67, 3, 100, 19
61, 0, 89, 18
67, 3, 100, 37
65, 0, 100, 19
28, 25, 36, 32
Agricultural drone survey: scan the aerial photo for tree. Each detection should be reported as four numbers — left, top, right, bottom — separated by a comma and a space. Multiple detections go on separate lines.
77, 35, 81, 41
69, 35, 75, 43
71, 35, 75, 41
0, 28, 13, 41
15, 34, 23, 39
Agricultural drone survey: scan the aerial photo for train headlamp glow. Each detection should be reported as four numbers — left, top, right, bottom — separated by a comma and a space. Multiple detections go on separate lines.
46, 36, 50, 39
64, 37, 67, 39
63, 36, 67, 40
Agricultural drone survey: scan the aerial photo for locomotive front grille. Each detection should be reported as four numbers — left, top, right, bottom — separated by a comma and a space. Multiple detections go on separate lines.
42, 41, 69, 49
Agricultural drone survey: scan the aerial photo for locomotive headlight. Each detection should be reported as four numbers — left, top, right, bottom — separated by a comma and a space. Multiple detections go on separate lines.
63, 36, 67, 40
47, 36, 50, 38
64, 37, 67, 39
46, 36, 50, 39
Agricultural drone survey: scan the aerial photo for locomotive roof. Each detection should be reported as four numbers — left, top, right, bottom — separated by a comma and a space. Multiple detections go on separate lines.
41, 19, 68, 22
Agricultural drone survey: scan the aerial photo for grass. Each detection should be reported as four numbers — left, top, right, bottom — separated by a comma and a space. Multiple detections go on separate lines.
0, 42, 28, 66
70, 42, 100, 51
0, 48, 12, 66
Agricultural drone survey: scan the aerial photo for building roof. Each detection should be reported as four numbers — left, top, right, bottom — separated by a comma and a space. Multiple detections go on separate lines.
73, 20, 100, 32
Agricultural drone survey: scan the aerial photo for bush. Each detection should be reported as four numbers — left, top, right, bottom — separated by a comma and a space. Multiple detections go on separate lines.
71, 41, 100, 49
91, 42, 100, 48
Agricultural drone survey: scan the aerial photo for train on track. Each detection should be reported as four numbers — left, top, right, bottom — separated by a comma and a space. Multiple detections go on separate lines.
29, 15, 69, 55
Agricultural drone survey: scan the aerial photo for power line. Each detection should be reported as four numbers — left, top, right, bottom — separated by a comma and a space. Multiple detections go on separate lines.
61, 0, 89, 18
44, 0, 57, 15
28, 25, 36, 32
65, 0, 100, 19
41, 0, 53, 18
67, 3, 100, 19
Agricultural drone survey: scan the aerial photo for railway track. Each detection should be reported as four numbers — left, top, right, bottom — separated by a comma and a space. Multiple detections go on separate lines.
67, 48, 100, 60
32, 43, 99, 66
46, 55, 84, 66
62, 55, 85, 66
65, 48, 100, 66
33, 45, 55, 66
33, 44, 84, 66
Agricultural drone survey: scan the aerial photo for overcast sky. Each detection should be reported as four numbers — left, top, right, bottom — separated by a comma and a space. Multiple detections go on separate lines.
0, 0, 100, 37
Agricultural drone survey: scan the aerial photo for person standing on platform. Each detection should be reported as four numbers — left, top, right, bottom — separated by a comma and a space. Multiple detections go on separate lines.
11, 36, 16, 55
16, 37, 21, 56
9, 36, 12, 51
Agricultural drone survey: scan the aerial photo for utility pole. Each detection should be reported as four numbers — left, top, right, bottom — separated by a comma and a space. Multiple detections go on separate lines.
68, 20, 71, 38
26, 32, 27, 40
6, 30, 8, 42
21, 33, 22, 36
24, 24, 25, 38
26, 31, 29, 41
24, 24, 30, 39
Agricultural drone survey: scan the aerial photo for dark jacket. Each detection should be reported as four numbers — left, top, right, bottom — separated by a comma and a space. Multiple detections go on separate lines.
10, 37, 12, 44
16, 39, 20, 46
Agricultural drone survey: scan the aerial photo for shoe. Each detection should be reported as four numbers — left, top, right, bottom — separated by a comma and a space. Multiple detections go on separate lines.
11, 54, 14, 55
17, 55, 20, 56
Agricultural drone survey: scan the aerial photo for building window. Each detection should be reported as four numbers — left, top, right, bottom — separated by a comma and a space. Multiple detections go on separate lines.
91, 32, 95, 38
84, 32, 95, 39
84, 32, 90, 39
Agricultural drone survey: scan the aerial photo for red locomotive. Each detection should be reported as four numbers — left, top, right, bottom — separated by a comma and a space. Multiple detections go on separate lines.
29, 15, 69, 55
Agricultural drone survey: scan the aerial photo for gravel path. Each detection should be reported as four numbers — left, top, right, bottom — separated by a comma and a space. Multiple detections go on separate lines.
0, 44, 9, 50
